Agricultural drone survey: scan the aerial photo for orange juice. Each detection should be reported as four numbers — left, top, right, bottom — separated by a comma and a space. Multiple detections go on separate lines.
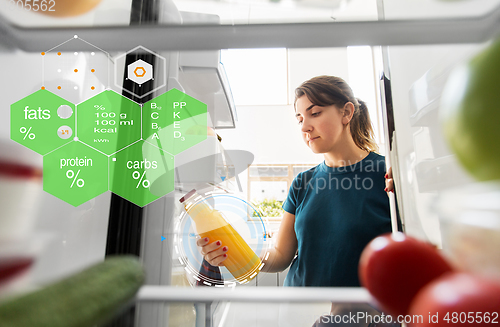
180, 190, 262, 283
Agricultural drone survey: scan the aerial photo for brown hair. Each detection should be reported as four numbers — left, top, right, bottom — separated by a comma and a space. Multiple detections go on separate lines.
294, 75, 379, 153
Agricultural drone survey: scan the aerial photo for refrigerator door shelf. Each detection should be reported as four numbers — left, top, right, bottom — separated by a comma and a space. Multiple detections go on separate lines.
438, 181, 500, 279
414, 155, 475, 193
408, 44, 484, 128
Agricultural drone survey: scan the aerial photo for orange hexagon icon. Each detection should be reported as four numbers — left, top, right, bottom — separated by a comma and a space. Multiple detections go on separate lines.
134, 67, 146, 77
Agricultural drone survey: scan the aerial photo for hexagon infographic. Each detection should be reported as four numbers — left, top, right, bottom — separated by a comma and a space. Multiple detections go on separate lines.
43, 141, 108, 207
11, 89, 76, 155
109, 140, 174, 207
143, 88, 208, 155
77, 90, 141, 155
12, 47, 211, 207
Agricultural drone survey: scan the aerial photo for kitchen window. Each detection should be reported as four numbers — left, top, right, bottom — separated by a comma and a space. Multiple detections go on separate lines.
247, 164, 315, 219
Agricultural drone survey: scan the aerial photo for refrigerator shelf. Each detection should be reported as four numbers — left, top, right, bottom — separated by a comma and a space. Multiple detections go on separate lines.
137, 285, 371, 303
1, 3, 500, 52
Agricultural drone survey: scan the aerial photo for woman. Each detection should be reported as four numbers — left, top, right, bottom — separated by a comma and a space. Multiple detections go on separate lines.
197, 75, 395, 288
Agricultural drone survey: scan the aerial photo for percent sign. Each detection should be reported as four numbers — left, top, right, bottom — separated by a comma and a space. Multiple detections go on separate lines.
94, 104, 105, 110
132, 170, 150, 189
20, 126, 35, 140
66, 170, 85, 188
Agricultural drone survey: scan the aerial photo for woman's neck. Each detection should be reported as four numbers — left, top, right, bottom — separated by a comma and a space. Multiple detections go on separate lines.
323, 142, 370, 168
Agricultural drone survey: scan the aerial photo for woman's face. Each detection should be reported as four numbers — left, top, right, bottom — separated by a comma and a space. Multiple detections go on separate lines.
295, 95, 347, 154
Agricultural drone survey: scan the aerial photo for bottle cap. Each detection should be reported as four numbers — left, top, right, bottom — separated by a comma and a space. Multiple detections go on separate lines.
179, 189, 197, 203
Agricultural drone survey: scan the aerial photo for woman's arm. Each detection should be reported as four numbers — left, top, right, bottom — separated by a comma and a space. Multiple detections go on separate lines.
260, 211, 298, 273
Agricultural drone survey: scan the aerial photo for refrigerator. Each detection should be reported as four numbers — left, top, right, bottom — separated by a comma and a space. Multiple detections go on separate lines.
0, 0, 499, 326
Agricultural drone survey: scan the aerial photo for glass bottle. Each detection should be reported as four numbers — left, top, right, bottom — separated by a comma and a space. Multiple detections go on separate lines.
180, 189, 262, 283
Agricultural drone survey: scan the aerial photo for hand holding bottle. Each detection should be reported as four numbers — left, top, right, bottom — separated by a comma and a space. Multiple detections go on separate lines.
196, 237, 228, 266
181, 189, 262, 282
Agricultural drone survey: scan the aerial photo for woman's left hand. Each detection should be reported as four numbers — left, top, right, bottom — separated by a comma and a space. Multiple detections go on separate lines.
385, 166, 394, 193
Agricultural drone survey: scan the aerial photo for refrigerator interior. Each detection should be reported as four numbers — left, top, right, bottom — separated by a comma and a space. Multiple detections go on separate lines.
1, 0, 500, 326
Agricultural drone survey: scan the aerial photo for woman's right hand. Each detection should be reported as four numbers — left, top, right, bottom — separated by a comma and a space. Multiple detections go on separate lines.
385, 166, 394, 193
196, 237, 228, 266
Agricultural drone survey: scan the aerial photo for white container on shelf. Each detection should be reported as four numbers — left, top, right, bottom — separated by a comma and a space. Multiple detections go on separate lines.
438, 181, 500, 280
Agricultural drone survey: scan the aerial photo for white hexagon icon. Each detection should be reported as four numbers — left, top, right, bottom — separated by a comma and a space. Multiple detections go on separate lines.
114, 46, 166, 99
127, 59, 153, 85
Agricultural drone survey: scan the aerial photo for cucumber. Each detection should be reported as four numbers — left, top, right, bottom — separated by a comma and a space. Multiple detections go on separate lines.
0, 255, 144, 327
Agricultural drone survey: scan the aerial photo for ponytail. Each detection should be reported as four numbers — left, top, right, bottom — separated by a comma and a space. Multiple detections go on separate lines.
350, 98, 379, 153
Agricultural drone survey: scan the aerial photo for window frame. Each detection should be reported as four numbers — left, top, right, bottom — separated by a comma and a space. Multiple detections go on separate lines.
247, 163, 315, 219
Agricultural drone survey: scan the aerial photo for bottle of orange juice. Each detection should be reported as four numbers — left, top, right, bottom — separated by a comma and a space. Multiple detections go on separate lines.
180, 189, 262, 283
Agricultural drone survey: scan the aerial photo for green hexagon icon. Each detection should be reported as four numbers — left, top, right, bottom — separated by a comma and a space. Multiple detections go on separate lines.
142, 89, 207, 155
11, 89, 75, 155
43, 141, 108, 207
109, 140, 174, 207
77, 90, 141, 155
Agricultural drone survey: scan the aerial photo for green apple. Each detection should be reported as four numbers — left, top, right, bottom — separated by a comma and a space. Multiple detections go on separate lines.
441, 39, 500, 181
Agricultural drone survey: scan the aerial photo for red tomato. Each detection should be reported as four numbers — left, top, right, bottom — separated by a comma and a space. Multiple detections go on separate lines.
409, 272, 500, 327
359, 232, 454, 316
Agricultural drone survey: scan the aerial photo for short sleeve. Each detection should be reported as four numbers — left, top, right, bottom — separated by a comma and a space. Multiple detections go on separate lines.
282, 173, 302, 215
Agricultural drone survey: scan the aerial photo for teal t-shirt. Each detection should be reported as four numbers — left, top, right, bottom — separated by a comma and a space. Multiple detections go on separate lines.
282, 152, 392, 287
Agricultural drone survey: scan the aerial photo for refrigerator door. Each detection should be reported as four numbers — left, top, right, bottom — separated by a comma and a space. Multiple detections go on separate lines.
380, 1, 500, 279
